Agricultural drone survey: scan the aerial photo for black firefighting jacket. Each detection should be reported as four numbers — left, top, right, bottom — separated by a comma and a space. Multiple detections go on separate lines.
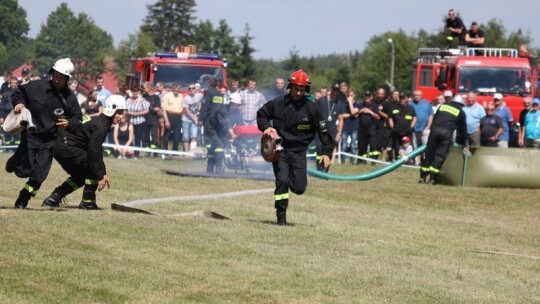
257, 94, 334, 157
432, 101, 468, 145
11, 79, 82, 139
66, 114, 113, 179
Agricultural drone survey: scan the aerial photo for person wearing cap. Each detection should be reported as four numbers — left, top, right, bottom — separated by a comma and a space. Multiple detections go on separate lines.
492, 93, 514, 148
518, 97, 533, 147
19, 67, 31, 86
522, 98, 540, 148
389, 93, 416, 162
352, 90, 381, 163
257, 69, 333, 226
462, 92, 486, 147
6, 58, 83, 209
443, 90, 453, 103
398, 136, 414, 164
419, 94, 467, 184
181, 82, 202, 152
42, 95, 126, 209
227, 92, 243, 131
479, 102, 503, 147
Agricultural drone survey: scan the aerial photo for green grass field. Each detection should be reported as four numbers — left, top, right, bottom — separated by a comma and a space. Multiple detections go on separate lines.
1, 153, 539, 303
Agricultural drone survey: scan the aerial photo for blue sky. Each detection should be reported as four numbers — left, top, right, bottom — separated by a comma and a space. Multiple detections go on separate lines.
19, 0, 540, 60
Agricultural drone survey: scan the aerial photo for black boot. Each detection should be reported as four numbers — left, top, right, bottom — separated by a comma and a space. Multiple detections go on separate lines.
42, 190, 64, 207
276, 210, 287, 226
79, 188, 99, 210
418, 171, 429, 184
429, 173, 440, 185
14, 189, 32, 209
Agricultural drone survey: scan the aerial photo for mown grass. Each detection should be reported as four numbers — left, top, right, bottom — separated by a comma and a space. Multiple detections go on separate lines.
0, 153, 539, 303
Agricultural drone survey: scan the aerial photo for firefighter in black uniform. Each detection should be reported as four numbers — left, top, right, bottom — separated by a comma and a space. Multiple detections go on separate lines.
355, 91, 381, 162
7, 58, 82, 209
199, 77, 229, 173
419, 95, 468, 184
257, 69, 334, 226
389, 94, 416, 161
314, 84, 340, 171
42, 95, 127, 209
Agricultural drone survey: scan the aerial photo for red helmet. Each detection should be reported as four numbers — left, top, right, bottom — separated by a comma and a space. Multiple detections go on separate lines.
287, 69, 311, 93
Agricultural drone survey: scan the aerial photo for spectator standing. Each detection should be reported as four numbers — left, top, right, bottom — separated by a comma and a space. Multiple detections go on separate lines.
408, 90, 433, 164
462, 92, 486, 147
6, 58, 82, 208
523, 98, 540, 148
228, 76, 241, 94
266, 77, 287, 100
239, 78, 267, 125
182, 83, 201, 151
419, 95, 467, 184
479, 102, 503, 147
142, 81, 161, 151
389, 93, 416, 161
126, 86, 149, 158
518, 97, 532, 147
95, 75, 112, 105
0, 71, 12, 96
354, 91, 381, 162
68, 79, 83, 105
161, 83, 184, 153
19, 67, 31, 86
0, 77, 20, 148
433, 94, 446, 114
337, 89, 360, 164
155, 81, 167, 142
373, 88, 392, 162
493, 93, 514, 148
257, 69, 333, 226
314, 85, 340, 171
445, 9, 466, 47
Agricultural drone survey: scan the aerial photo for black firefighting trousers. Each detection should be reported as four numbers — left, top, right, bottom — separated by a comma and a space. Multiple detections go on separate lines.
420, 127, 453, 174
272, 150, 308, 211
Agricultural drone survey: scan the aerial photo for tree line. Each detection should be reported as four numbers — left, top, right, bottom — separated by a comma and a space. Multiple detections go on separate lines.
0, 0, 534, 95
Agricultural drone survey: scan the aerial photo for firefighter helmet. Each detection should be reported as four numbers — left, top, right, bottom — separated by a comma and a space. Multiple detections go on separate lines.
49, 58, 74, 78
103, 95, 127, 117
287, 69, 311, 93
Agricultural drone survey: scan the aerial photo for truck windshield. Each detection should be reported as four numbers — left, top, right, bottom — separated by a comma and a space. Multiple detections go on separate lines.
458, 67, 530, 96
153, 65, 224, 89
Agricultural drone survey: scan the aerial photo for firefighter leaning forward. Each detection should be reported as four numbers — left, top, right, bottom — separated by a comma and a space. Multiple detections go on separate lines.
6, 58, 83, 209
419, 95, 468, 185
257, 69, 334, 226
41, 95, 127, 209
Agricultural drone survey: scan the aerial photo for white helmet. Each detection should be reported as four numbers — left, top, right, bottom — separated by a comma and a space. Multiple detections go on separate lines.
50, 58, 74, 78
229, 92, 242, 105
103, 95, 127, 117
452, 94, 464, 104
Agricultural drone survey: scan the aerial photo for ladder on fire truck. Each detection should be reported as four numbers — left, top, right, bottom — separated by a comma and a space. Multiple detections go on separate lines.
416, 47, 519, 63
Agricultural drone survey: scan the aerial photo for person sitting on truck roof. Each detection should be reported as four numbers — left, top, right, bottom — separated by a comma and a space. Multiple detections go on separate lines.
445, 9, 466, 47
465, 22, 485, 49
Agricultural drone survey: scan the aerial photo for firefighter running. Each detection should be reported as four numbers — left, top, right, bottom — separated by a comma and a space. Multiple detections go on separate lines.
42, 95, 126, 209
419, 95, 468, 185
257, 69, 334, 226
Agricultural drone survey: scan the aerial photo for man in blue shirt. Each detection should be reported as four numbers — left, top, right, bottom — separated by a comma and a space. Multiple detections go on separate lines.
493, 93, 514, 148
408, 90, 432, 163
462, 92, 486, 147
523, 98, 540, 148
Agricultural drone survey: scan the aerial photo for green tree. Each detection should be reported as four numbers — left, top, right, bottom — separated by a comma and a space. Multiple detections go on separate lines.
0, 0, 30, 71
141, 0, 196, 50
32, 3, 113, 77
237, 24, 257, 82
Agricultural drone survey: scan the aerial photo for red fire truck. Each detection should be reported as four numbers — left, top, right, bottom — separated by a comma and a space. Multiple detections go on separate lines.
412, 47, 540, 120
125, 45, 228, 92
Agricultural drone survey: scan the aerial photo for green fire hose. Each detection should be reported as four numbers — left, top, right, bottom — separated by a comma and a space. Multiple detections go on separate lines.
308, 145, 426, 181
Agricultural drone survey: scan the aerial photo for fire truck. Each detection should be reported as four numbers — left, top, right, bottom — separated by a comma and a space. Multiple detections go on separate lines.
412, 47, 540, 120
125, 45, 228, 92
